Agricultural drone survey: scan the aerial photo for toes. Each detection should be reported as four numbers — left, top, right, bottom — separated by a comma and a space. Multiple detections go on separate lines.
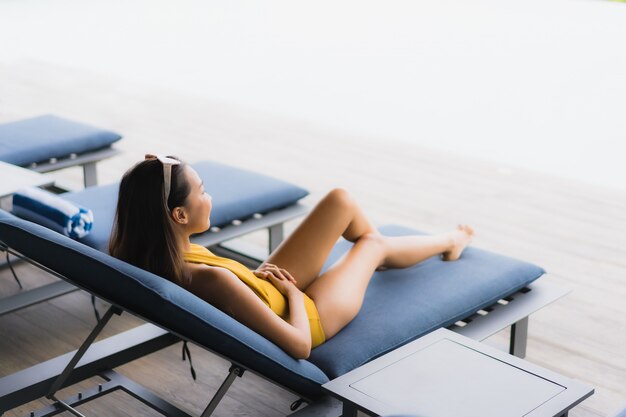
457, 224, 475, 236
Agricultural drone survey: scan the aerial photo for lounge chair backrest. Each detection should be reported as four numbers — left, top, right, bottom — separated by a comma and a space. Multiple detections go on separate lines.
0, 209, 329, 399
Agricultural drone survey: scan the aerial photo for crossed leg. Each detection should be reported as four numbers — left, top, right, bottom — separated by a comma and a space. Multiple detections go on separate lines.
264, 188, 474, 340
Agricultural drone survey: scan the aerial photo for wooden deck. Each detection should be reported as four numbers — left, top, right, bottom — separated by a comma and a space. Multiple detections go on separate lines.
1, 61, 625, 416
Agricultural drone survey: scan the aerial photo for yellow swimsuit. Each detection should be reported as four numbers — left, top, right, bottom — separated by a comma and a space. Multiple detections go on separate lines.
184, 244, 326, 348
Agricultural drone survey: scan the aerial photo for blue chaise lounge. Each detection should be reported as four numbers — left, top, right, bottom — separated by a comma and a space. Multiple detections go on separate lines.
0, 114, 122, 187
0, 162, 566, 417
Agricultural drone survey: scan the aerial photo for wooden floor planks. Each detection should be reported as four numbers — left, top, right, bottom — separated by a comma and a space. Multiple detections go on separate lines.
0, 61, 625, 416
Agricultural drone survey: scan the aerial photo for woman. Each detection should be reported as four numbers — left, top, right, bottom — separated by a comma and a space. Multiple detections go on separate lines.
110, 155, 474, 359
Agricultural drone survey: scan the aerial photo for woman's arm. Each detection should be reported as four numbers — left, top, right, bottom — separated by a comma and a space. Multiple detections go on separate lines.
188, 265, 312, 359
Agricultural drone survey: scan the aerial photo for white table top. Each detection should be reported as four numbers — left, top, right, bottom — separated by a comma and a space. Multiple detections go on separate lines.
323, 328, 594, 417
0, 161, 55, 199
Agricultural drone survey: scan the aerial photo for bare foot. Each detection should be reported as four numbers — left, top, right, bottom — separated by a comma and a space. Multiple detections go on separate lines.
442, 225, 475, 261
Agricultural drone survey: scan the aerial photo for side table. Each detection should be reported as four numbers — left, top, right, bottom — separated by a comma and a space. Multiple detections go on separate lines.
323, 328, 593, 417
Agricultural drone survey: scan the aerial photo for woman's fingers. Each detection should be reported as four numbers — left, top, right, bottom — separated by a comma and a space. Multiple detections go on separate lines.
256, 268, 283, 282
253, 270, 268, 279
264, 272, 292, 295
279, 268, 297, 284
280, 268, 297, 284
257, 264, 297, 284
266, 264, 287, 280
270, 266, 288, 281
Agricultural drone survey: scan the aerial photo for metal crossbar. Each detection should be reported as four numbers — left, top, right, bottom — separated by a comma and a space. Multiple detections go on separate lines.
448, 282, 568, 358
18, 370, 195, 417
27, 146, 121, 187
200, 365, 245, 417
0, 295, 247, 417
0, 324, 178, 414
46, 305, 121, 399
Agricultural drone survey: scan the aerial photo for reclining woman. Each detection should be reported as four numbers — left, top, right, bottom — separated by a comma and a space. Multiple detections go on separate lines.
110, 155, 474, 359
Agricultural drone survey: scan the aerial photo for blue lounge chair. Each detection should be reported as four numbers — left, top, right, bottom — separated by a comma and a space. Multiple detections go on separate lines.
0, 115, 122, 187
0, 186, 566, 416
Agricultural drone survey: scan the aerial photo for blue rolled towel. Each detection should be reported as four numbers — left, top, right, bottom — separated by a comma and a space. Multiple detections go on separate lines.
12, 187, 94, 239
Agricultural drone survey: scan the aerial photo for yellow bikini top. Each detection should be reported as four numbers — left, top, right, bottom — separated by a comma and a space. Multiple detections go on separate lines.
183, 244, 287, 317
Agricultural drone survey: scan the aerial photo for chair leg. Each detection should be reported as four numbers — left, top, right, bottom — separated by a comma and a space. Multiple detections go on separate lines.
509, 316, 528, 358
200, 365, 245, 417
82, 162, 98, 187
340, 402, 359, 417
269, 223, 284, 253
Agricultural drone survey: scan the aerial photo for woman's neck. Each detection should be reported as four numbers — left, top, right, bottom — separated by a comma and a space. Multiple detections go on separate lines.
176, 230, 192, 253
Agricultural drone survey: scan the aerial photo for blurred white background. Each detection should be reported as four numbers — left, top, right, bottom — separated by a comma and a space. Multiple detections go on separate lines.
1, 0, 625, 190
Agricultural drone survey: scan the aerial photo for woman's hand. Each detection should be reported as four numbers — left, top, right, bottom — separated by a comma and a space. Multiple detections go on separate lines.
253, 263, 299, 296
193, 266, 311, 358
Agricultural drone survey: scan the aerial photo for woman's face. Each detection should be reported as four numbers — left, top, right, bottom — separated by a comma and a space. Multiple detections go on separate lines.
181, 166, 212, 234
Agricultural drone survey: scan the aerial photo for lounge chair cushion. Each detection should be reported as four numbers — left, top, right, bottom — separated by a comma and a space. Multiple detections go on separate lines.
308, 225, 545, 379
62, 160, 309, 252
0, 115, 122, 166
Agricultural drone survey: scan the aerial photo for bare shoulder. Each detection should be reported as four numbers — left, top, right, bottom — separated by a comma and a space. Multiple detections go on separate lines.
187, 262, 225, 278
187, 263, 239, 287
186, 263, 241, 309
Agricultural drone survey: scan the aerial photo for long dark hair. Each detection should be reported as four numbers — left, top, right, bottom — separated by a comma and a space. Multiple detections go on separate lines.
109, 157, 192, 287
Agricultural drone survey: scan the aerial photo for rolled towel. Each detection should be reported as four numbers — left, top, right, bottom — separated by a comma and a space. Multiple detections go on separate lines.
12, 187, 94, 239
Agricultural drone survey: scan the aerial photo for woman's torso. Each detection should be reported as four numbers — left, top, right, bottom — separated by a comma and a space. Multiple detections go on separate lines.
183, 243, 325, 347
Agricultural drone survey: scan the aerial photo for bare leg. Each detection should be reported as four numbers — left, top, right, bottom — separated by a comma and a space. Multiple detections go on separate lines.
306, 227, 474, 339
306, 233, 386, 338
265, 188, 474, 290
264, 189, 474, 339
382, 224, 475, 268
263, 188, 379, 291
